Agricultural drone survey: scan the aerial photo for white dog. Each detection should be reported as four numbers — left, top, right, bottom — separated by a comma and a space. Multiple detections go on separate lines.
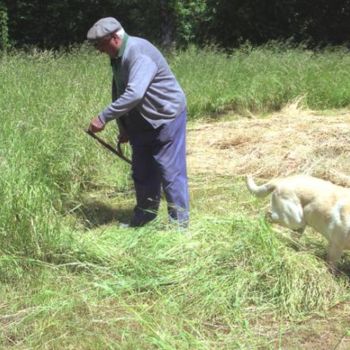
246, 174, 350, 267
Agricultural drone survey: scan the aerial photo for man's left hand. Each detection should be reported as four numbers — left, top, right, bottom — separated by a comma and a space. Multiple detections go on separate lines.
88, 116, 105, 133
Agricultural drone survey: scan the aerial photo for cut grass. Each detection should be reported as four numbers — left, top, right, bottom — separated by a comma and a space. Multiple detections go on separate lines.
1, 176, 349, 349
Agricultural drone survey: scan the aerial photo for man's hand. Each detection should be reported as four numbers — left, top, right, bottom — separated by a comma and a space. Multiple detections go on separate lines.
88, 116, 105, 133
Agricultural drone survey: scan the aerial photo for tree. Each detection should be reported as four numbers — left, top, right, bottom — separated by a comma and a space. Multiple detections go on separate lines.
3, 0, 350, 49
0, 1, 9, 51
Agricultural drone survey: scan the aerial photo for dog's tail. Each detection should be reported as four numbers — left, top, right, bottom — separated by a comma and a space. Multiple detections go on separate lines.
245, 175, 276, 198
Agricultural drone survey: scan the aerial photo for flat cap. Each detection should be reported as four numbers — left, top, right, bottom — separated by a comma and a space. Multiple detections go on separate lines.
87, 17, 122, 41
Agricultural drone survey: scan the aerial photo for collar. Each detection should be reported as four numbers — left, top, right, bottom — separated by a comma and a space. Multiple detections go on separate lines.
117, 33, 129, 59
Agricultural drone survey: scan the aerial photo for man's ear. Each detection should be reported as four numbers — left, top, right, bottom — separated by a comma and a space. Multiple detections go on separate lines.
112, 33, 121, 44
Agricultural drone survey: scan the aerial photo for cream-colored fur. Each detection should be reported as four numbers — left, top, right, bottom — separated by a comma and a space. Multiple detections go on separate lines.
246, 174, 350, 267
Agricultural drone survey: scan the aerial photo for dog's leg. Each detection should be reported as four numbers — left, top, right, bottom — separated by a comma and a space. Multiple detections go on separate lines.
268, 194, 282, 224
326, 242, 343, 274
265, 209, 276, 223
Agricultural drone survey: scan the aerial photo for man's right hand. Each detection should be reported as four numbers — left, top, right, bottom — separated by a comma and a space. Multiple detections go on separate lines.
88, 116, 105, 133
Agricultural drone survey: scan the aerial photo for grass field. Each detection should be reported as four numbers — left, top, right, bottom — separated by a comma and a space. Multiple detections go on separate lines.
1, 44, 350, 349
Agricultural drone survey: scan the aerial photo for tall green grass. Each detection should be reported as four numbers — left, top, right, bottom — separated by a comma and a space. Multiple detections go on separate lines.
174, 44, 350, 117
0, 47, 130, 259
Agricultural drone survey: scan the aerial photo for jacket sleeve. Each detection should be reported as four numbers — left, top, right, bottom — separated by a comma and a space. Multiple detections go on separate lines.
99, 53, 157, 123
111, 78, 127, 135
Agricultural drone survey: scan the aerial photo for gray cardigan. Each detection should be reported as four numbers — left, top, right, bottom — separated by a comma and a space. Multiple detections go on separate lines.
99, 35, 186, 129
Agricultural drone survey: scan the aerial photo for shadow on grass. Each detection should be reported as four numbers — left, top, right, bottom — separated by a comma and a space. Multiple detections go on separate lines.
335, 257, 350, 277
75, 200, 134, 229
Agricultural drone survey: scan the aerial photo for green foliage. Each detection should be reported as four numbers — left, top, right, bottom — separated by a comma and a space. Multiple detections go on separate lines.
205, 0, 350, 47
0, 3, 8, 51
5, 0, 133, 48
171, 0, 212, 45
5, 0, 350, 49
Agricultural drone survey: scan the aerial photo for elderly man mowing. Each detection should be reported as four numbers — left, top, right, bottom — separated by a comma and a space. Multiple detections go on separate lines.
87, 17, 189, 228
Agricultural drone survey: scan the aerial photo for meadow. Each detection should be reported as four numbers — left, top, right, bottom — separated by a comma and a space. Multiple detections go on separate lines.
1, 44, 350, 349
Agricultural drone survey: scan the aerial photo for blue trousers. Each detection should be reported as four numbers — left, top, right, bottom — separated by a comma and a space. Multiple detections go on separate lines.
126, 109, 189, 226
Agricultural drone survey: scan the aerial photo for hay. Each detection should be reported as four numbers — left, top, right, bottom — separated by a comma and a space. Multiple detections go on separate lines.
187, 104, 350, 186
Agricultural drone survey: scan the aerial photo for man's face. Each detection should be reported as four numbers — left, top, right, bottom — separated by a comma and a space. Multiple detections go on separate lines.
94, 34, 121, 57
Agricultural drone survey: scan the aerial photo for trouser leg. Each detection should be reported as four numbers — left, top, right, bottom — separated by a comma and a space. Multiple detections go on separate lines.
126, 109, 189, 227
130, 143, 161, 226
154, 110, 189, 226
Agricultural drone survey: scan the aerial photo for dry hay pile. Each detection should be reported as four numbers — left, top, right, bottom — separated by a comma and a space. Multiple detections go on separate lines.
187, 104, 350, 186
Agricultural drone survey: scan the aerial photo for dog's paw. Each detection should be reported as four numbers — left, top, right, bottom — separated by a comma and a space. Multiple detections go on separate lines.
265, 210, 279, 223
264, 210, 271, 220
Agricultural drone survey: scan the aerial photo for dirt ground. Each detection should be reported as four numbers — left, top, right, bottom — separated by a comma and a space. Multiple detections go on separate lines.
187, 106, 350, 349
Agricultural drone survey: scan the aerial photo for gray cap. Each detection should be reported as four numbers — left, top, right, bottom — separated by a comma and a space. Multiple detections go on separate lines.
87, 17, 122, 41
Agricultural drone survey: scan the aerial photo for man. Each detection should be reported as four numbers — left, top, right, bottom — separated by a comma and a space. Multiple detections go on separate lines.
87, 17, 189, 228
